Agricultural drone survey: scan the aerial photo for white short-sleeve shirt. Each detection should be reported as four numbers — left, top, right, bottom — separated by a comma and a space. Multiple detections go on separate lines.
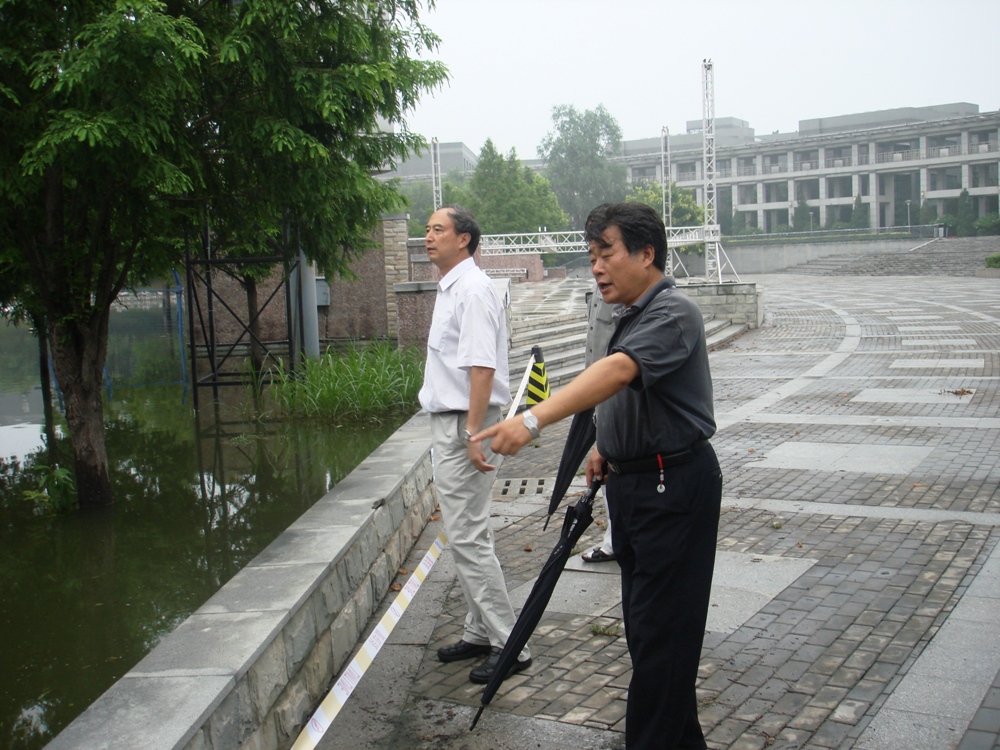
418, 257, 511, 413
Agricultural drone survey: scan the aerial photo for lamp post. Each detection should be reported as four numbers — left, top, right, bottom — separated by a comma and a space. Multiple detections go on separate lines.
905, 199, 912, 230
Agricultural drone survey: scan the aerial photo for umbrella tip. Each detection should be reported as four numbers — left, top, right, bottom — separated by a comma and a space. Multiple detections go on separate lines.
470, 705, 485, 731
543, 514, 551, 531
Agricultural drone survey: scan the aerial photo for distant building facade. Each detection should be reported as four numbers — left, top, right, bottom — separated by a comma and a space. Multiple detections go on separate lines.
389, 141, 478, 182
611, 103, 999, 232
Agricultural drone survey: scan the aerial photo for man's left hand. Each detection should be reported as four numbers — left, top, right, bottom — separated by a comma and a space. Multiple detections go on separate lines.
467, 439, 496, 473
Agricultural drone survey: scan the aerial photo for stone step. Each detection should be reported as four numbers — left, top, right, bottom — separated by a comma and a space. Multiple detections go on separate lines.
781, 237, 998, 277
707, 322, 748, 351
509, 317, 586, 349
506, 313, 739, 409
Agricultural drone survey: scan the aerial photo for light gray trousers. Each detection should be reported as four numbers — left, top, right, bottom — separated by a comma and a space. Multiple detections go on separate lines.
429, 409, 529, 659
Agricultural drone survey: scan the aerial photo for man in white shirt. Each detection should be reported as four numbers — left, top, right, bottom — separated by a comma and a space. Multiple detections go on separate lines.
418, 205, 531, 684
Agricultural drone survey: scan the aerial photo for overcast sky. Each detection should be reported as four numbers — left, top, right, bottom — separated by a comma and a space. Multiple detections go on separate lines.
404, 0, 1000, 159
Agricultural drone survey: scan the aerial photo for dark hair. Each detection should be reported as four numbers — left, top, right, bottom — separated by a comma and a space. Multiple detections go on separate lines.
442, 204, 481, 254
584, 202, 667, 272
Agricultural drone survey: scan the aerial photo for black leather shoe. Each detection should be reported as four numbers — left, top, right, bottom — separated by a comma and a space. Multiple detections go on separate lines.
469, 646, 532, 684
437, 640, 492, 663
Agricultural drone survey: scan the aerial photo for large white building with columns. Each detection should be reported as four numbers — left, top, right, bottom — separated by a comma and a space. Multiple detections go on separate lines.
614, 103, 1000, 232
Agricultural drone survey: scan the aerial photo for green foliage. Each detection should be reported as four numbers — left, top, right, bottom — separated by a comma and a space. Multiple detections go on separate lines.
272, 341, 424, 423
974, 213, 1000, 236
920, 200, 938, 225
400, 180, 437, 236
465, 139, 567, 234
21, 463, 77, 513
956, 189, 975, 236
0, 0, 447, 504
625, 182, 701, 227
538, 105, 628, 229
717, 187, 733, 236
985, 253, 1000, 268
850, 195, 869, 229
793, 197, 813, 231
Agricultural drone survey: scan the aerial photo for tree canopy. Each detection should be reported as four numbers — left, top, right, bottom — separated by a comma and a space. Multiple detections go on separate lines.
625, 181, 702, 228
0, 0, 447, 507
538, 104, 628, 229
465, 139, 566, 234
400, 141, 567, 236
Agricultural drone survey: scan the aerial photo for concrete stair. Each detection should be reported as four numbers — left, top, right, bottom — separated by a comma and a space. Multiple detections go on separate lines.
506, 308, 746, 408
780, 237, 999, 277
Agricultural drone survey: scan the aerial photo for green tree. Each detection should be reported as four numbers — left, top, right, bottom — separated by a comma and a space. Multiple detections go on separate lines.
793, 188, 813, 231
400, 181, 436, 236
466, 139, 566, 234
920, 200, 938, 225
625, 182, 701, 227
717, 187, 733, 236
850, 195, 870, 229
0, 0, 445, 507
538, 104, 628, 229
956, 189, 975, 236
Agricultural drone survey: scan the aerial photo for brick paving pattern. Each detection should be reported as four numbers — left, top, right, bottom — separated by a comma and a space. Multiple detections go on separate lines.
322, 266, 1000, 750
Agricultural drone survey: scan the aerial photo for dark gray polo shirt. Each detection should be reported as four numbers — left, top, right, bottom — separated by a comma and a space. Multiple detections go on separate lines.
595, 277, 716, 461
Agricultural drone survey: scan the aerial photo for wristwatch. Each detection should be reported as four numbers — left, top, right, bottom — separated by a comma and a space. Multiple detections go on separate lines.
522, 409, 541, 439
462, 429, 474, 443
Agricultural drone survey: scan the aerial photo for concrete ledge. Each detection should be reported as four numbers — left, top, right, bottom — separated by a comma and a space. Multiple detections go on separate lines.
679, 281, 761, 329
974, 267, 1000, 278
48, 413, 436, 750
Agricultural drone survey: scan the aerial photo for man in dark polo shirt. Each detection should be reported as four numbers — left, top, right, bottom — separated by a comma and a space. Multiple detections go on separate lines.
475, 202, 722, 750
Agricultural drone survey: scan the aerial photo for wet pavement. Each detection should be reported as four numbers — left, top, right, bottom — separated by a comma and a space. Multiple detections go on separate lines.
317, 272, 1000, 750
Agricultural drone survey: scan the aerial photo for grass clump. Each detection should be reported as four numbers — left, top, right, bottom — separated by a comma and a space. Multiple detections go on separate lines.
986, 253, 1000, 269
271, 340, 424, 424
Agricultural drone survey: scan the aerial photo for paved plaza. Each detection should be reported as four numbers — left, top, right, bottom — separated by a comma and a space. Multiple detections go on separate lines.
317, 272, 1000, 750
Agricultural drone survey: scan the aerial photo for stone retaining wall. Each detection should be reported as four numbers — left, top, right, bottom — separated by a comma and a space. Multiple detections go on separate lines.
679, 281, 763, 329
47, 414, 437, 750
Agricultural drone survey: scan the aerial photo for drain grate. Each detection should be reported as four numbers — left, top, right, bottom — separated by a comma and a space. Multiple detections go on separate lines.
497, 478, 548, 497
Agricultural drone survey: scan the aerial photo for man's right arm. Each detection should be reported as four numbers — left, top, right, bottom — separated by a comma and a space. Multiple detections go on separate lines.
473, 352, 639, 456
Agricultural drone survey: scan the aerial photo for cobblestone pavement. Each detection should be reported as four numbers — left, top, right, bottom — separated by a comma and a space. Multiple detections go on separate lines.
318, 273, 1000, 750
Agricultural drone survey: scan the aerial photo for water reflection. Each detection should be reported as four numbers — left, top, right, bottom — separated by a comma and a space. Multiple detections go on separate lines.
0, 330, 408, 748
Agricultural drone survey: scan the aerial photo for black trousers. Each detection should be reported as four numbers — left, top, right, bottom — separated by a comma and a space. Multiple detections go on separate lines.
607, 443, 722, 750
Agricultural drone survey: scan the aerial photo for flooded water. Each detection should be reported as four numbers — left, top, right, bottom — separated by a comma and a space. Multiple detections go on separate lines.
0, 305, 407, 749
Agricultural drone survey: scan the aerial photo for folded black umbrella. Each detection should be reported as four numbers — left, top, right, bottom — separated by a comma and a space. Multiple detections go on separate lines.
543, 408, 597, 529
470, 479, 602, 730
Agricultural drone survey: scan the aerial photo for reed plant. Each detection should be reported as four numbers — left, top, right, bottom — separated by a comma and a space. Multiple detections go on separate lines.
271, 340, 424, 424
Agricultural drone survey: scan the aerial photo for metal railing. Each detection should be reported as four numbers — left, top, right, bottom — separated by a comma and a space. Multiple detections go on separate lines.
824, 156, 853, 168
475, 226, 713, 256
876, 149, 921, 163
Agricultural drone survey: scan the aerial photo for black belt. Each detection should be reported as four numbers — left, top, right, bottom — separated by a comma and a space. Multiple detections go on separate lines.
606, 440, 709, 475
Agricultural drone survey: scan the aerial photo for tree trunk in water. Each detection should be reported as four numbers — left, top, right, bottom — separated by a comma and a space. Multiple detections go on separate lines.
34, 317, 59, 457
47, 315, 113, 508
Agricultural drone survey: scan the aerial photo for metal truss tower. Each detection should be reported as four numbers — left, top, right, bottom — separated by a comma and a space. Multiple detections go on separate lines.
431, 137, 442, 210
701, 60, 739, 283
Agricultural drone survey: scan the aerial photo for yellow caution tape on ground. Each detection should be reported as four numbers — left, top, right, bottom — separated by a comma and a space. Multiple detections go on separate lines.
291, 531, 449, 750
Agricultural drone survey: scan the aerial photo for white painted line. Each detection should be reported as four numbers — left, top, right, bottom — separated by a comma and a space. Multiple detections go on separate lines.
889, 359, 984, 369
725, 496, 1000, 527
901, 339, 976, 346
896, 326, 962, 332
752, 442, 933, 473
851, 388, 975, 404
291, 532, 449, 750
